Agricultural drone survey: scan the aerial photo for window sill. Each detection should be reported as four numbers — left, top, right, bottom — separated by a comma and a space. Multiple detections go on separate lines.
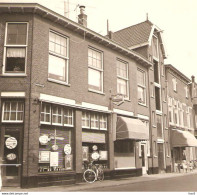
2, 121, 23, 123
88, 89, 105, 95
165, 128, 168, 130
0, 74, 27, 77
156, 110, 162, 115
151, 96, 155, 99
48, 78, 70, 87
167, 155, 170, 158
138, 102, 147, 107
124, 98, 131, 102
163, 100, 167, 103
154, 155, 158, 158
152, 125, 156, 128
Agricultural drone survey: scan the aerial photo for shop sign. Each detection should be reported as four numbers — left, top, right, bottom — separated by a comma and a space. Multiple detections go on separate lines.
39, 151, 50, 163
99, 151, 108, 160
50, 152, 59, 167
6, 153, 17, 161
91, 151, 100, 160
39, 135, 49, 145
5, 137, 17, 149
52, 144, 58, 151
92, 145, 98, 151
64, 144, 71, 155
65, 154, 73, 170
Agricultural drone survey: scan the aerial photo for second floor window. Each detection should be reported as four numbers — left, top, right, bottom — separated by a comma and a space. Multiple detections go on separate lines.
117, 60, 129, 98
137, 69, 146, 104
88, 47, 103, 92
172, 78, 177, 92
4, 23, 28, 74
48, 31, 69, 83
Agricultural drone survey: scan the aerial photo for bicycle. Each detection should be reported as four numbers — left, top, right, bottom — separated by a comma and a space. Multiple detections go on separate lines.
83, 161, 104, 183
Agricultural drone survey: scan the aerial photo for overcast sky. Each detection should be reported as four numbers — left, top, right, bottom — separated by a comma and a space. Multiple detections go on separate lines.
2, 0, 197, 79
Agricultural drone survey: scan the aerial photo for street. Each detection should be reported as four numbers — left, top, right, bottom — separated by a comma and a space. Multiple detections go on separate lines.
82, 173, 197, 192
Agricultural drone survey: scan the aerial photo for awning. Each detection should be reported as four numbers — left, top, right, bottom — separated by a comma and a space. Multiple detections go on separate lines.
82, 132, 106, 143
116, 116, 149, 140
171, 129, 197, 147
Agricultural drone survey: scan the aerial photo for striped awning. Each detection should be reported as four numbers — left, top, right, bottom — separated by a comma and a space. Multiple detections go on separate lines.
171, 129, 197, 147
82, 132, 106, 143
116, 116, 149, 140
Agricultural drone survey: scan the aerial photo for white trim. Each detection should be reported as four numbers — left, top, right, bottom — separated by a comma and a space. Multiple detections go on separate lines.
113, 109, 134, 117
156, 110, 162, 115
157, 138, 164, 143
40, 93, 75, 106
81, 102, 109, 112
115, 167, 136, 170
128, 42, 149, 50
137, 114, 149, 120
1, 92, 25, 97
148, 25, 155, 45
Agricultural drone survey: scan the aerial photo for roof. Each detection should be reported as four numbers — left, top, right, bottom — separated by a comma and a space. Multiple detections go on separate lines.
0, 3, 152, 68
112, 20, 167, 58
112, 20, 153, 48
165, 64, 191, 83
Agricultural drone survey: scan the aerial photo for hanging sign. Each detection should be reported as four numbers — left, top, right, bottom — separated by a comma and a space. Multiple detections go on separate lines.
64, 144, 71, 155
6, 153, 17, 161
91, 151, 100, 160
39, 135, 49, 145
50, 152, 59, 167
5, 137, 17, 149
92, 145, 98, 151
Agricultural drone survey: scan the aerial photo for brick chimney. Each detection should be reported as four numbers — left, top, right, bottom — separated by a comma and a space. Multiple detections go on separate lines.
78, 5, 87, 27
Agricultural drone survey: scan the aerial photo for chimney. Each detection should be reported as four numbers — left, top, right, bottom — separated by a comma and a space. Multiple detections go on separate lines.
192, 75, 195, 83
109, 31, 114, 40
78, 5, 87, 27
191, 75, 196, 99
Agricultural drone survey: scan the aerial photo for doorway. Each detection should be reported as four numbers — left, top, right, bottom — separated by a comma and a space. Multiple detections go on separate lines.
1, 126, 23, 187
157, 143, 165, 173
140, 143, 148, 174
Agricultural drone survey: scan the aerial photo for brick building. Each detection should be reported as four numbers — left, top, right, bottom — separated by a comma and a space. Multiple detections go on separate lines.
165, 65, 197, 171
0, 3, 153, 188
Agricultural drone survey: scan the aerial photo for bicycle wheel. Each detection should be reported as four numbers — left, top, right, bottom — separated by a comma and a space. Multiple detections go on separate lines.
97, 168, 104, 181
83, 169, 96, 183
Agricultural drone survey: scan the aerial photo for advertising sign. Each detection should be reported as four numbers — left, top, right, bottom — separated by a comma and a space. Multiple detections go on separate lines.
39, 151, 50, 163
99, 151, 108, 160
50, 152, 59, 167
82, 146, 89, 161
5, 137, 17, 149
64, 144, 71, 155
65, 154, 73, 170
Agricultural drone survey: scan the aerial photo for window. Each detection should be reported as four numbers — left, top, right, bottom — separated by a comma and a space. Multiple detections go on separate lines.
155, 86, 161, 111
82, 111, 107, 130
156, 115, 163, 138
88, 47, 103, 92
162, 87, 166, 102
52, 105, 63, 125
161, 62, 165, 76
64, 108, 73, 126
137, 69, 146, 104
82, 112, 90, 128
3, 23, 28, 74
165, 142, 170, 157
41, 103, 51, 124
48, 31, 69, 83
185, 86, 189, 98
2, 101, 24, 122
168, 97, 173, 124
152, 35, 158, 58
117, 59, 129, 98
153, 60, 159, 84
152, 111, 156, 126
164, 114, 167, 129
114, 140, 134, 153
172, 78, 177, 92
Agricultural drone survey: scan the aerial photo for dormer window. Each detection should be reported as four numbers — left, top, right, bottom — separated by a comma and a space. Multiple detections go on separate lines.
152, 35, 158, 59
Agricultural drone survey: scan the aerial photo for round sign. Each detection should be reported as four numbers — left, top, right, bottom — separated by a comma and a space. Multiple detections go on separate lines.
92, 145, 98, 151
6, 153, 17, 161
52, 144, 58, 150
5, 137, 17, 149
64, 144, 71, 155
39, 135, 49, 145
91, 152, 100, 160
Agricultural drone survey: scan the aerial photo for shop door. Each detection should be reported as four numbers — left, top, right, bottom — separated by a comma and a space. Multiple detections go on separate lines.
157, 143, 164, 173
1, 127, 22, 187
141, 144, 147, 174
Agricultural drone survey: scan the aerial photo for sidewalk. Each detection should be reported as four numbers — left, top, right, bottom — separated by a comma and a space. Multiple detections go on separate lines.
2, 169, 197, 192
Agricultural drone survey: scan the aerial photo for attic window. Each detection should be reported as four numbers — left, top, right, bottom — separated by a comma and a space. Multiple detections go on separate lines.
152, 35, 158, 58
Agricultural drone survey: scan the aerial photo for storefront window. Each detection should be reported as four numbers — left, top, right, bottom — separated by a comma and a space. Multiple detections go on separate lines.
63, 109, 73, 126
41, 103, 51, 124
91, 113, 99, 129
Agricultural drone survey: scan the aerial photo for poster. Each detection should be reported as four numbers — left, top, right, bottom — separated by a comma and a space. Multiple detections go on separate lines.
50, 152, 59, 167
99, 151, 108, 160
39, 151, 50, 163
82, 146, 89, 161
65, 154, 73, 170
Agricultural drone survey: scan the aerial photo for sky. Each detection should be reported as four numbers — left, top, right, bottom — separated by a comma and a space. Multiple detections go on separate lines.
1, 0, 197, 79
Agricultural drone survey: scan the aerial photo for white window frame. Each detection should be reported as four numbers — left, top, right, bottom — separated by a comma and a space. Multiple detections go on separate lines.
40, 103, 51, 125
3, 22, 28, 76
117, 59, 129, 99
137, 68, 146, 105
99, 114, 107, 130
152, 34, 159, 60
48, 30, 69, 84
2, 101, 24, 123
52, 105, 63, 126
90, 113, 99, 130
63, 108, 73, 127
82, 112, 90, 128
88, 47, 103, 93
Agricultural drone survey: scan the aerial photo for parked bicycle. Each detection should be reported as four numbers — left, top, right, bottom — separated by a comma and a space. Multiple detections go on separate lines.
83, 161, 104, 183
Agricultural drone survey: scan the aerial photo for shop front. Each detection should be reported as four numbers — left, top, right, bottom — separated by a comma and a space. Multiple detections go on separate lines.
114, 116, 149, 177
171, 129, 197, 172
